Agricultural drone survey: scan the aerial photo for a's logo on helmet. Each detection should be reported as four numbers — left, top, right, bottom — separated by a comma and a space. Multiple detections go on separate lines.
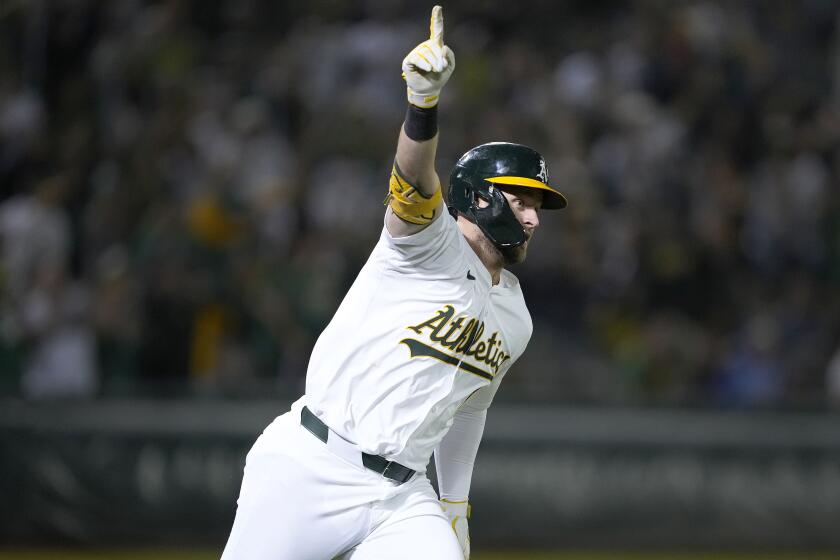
537, 159, 548, 183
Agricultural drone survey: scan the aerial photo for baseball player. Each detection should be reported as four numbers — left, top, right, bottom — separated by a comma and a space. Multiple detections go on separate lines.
221, 6, 567, 559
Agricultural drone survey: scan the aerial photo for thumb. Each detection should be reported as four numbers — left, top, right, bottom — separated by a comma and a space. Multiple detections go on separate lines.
429, 5, 444, 48
443, 45, 455, 70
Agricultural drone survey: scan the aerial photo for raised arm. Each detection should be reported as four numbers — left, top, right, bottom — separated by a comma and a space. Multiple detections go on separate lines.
385, 5, 455, 237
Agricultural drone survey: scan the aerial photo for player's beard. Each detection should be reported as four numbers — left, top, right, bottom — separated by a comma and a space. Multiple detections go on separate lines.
500, 240, 528, 265
466, 216, 531, 267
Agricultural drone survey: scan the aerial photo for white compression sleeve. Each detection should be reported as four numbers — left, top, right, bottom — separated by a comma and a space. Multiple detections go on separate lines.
434, 402, 487, 500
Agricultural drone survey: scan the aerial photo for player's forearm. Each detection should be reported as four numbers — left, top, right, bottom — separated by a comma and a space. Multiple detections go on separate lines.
435, 405, 486, 500
395, 110, 440, 197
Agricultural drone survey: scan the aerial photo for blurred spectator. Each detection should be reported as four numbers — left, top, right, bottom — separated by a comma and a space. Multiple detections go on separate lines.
0, 175, 98, 398
711, 313, 785, 407
18, 280, 98, 399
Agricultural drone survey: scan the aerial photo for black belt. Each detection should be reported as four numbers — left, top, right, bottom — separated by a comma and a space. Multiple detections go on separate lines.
300, 406, 416, 484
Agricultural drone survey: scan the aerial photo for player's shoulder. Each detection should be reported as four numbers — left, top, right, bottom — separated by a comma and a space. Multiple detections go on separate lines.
380, 203, 459, 252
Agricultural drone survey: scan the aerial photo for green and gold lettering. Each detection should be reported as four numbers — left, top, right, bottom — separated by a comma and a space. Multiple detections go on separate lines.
405, 306, 513, 377
472, 341, 487, 360
436, 317, 465, 346
408, 305, 454, 335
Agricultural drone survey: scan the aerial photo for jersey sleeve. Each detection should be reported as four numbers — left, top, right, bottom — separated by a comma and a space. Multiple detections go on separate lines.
434, 405, 486, 501
377, 202, 464, 273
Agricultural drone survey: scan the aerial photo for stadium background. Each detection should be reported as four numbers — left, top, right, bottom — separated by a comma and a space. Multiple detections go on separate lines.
2, 0, 840, 558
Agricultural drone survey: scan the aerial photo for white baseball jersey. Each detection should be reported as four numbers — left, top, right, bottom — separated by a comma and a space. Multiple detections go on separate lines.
305, 208, 532, 471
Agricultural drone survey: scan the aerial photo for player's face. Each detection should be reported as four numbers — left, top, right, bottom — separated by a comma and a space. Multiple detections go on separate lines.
500, 187, 542, 265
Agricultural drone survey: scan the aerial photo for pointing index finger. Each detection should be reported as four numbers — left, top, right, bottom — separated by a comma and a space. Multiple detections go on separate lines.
429, 5, 444, 48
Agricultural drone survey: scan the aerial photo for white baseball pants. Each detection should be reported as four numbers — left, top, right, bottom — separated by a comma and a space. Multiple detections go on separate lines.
220, 399, 463, 560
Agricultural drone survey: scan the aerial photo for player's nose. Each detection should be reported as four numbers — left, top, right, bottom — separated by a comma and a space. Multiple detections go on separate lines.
522, 207, 539, 229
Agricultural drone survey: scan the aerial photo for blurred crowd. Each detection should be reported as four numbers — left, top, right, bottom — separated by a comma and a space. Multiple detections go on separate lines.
1, 0, 839, 407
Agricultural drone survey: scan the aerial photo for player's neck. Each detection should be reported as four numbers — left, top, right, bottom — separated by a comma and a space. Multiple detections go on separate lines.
456, 216, 503, 285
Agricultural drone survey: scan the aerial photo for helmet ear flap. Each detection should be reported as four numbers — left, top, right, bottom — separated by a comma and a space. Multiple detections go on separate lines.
448, 142, 539, 248
471, 183, 527, 248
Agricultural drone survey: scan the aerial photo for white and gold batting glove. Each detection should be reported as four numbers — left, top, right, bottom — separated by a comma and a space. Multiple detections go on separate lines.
440, 498, 471, 559
402, 5, 456, 108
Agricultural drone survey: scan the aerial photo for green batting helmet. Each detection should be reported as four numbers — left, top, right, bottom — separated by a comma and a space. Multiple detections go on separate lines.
447, 142, 567, 248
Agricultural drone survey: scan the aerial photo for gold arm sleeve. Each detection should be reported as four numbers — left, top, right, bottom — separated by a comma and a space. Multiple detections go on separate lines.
385, 164, 441, 225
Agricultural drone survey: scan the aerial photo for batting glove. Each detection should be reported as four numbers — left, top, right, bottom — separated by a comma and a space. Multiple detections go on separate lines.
440, 498, 471, 559
402, 5, 456, 108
